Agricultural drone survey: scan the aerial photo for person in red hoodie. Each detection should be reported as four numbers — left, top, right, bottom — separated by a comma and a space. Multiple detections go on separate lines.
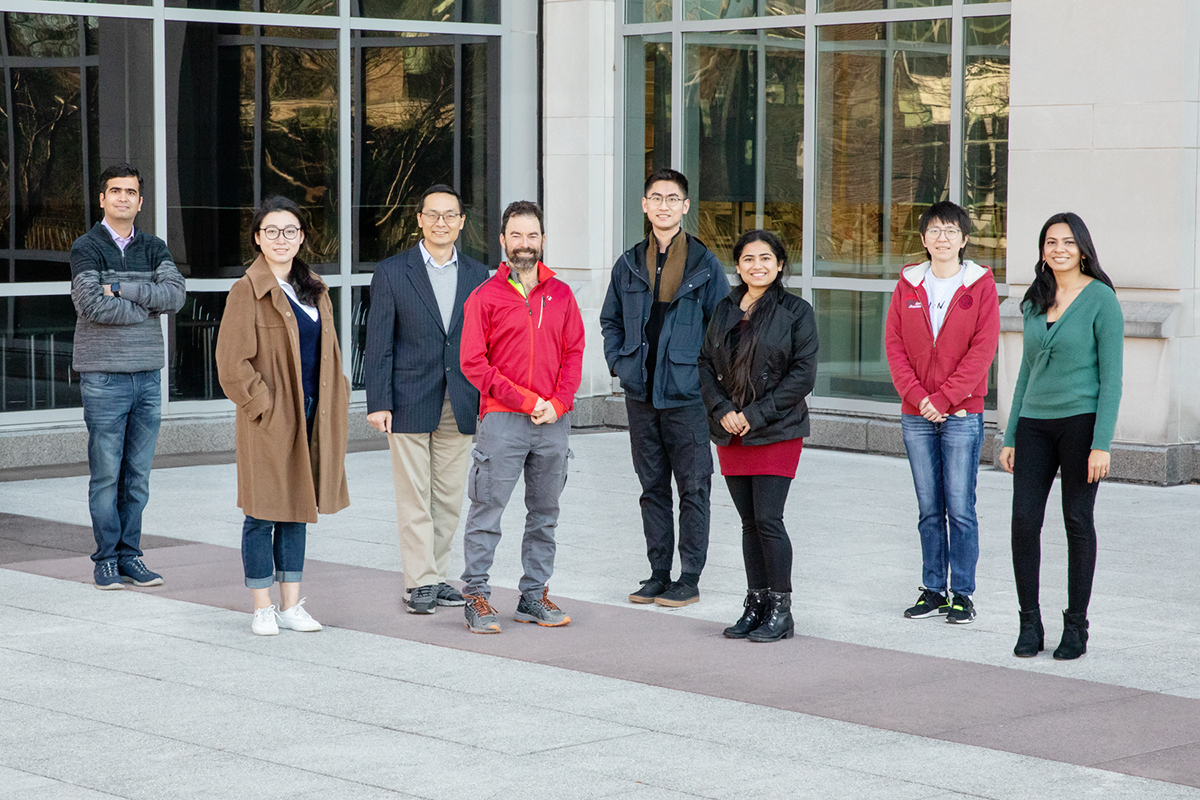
885, 201, 1000, 625
458, 200, 585, 634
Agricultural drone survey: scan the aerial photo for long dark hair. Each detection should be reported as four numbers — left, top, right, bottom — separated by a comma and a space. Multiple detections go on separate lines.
727, 229, 790, 407
249, 195, 325, 307
1021, 212, 1114, 316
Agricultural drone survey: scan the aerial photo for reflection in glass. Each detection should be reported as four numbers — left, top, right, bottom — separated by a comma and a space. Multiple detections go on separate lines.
171, 292, 227, 401
683, 29, 803, 267
685, 0, 803, 20
167, 22, 338, 279
623, 35, 671, 245
167, 0, 335, 13
628, 0, 673, 24
353, 1, 498, 24
816, 20, 950, 279
350, 284, 369, 390
812, 289, 896, 402
0, 14, 154, 283
353, 35, 498, 270
964, 16, 1008, 281
0, 294, 80, 410
819, 0, 946, 11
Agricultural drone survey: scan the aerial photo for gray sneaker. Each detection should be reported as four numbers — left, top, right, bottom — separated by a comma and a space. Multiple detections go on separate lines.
435, 582, 466, 607
463, 594, 502, 634
406, 584, 437, 615
514, 587, 570, 627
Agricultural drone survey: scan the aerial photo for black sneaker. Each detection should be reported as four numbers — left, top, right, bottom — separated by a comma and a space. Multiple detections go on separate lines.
654, 581, 699, 608
628, 577, 670, 604
435, 582, 466, 607
406, 584, 437, 614
118, 557, 162, 587
904, 588, 949, 619
946, 593, 976, 624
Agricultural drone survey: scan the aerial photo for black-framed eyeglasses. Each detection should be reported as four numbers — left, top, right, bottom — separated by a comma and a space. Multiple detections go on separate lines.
260, 226, 301, 240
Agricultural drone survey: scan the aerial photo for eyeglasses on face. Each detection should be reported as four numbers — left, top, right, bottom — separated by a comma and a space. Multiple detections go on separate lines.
924, 227, 962, 241
420, 211, 462, 223
645, 194, 685, 209
260, 226, 301, 241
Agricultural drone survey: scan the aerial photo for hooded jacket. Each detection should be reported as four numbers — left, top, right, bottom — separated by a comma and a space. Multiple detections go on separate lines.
600, 233, 730, 408
884, 260, 1000, 417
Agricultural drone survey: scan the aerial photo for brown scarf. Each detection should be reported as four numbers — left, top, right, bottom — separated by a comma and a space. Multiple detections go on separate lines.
647, 230, 687, 302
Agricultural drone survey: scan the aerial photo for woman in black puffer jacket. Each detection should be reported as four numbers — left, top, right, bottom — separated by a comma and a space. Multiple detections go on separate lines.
698, 230, 819, 643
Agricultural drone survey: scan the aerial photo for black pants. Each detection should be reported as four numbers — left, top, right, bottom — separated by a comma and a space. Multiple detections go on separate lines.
1011, 414, 1099, 615
625, 397, 712, 575
725, 474, 793, 592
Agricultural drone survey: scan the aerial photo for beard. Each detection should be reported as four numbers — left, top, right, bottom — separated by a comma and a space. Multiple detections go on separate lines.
508, 246, 541, 274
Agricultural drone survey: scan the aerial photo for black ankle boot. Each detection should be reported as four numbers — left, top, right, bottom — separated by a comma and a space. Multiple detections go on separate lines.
1013, 608, 1044, 658
748, 591, 794, 642
1053, 610, 1089, 660
723, 589, 769, 639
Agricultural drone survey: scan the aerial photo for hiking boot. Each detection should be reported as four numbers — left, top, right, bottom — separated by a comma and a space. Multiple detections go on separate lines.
93, 559, 125, 591
251, 605, 279, 636
654, 581, 699, 608
723, 589, 769, 639
118, 557, 163, 587
435, 582, 466, 607
275, 598, 322, 632
946, 593, 976, 624
514, 587, 570, 627
629, 577, 670, 604
903, 588, 949, 619
406, 584, 437, 614
464, 594, 501, 634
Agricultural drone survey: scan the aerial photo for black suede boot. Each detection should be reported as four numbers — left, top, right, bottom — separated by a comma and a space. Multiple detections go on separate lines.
1013, 608, 1044, 658
748, 591, 794, 642
723, 589, 769, 639
1053, 610, 1089, 660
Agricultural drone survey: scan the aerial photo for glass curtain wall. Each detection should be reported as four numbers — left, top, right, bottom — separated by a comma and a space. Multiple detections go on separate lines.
0, 1, 501, 422
621, 1, 1009, 413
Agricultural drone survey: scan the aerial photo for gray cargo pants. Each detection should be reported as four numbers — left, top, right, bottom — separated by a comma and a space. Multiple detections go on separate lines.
461, 411, 572, 602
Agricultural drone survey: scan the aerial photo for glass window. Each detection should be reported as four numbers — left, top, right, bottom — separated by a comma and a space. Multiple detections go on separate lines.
0, 295, 80, 411
819, 0, 947, 10
624, 34, 671, 245
816, 20, 950, 280
350, 284, 369, 390
171, 291, 227, 401
812, 289, 896, 402
0, 14, 155, 283
628, 0, 673, 24
165, 21, 339, 280
964, 15, 1008, 281
683, 28, 803, 267
685, 0, 803, 20
352, 33, 498, 271
352, 1, 499, 24
167, 0, 336, 14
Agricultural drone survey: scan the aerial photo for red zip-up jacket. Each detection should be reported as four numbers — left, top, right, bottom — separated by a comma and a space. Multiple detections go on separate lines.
460, 262, 585, 420
884, 260, 1000, 416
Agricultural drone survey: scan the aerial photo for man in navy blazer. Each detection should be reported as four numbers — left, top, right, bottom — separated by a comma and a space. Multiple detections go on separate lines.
365, 184, 489, 615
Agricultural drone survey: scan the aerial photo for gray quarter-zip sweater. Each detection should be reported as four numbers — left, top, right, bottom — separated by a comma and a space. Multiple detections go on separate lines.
69, 222, 186, 373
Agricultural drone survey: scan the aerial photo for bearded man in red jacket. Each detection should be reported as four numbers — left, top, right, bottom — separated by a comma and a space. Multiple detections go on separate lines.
458, 200, 585, 634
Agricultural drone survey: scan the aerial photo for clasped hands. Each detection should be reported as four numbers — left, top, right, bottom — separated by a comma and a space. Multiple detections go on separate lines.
719, 410, 750, 437
531, 397, 558, 425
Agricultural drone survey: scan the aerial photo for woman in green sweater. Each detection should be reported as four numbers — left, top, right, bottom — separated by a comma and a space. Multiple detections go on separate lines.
998, 212, 1123, 661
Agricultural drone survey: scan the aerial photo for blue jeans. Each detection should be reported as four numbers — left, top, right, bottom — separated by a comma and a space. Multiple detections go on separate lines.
900, 412, 984, 596
81, 370, 163, 564
242, 516, 306, 589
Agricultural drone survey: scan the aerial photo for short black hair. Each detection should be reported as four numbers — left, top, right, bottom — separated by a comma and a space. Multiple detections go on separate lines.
99, 163, 143, 195
419, 183, 463, 215
918, 200, 971, 262
501, 200, 544, 235
644, 168, 688, 198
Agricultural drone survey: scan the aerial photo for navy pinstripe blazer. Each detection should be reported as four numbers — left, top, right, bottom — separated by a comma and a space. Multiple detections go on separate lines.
364, 243, 489, 434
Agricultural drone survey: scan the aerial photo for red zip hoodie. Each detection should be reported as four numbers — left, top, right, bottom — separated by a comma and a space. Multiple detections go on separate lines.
884, 260, 1000, 416
460, 262, 585, 420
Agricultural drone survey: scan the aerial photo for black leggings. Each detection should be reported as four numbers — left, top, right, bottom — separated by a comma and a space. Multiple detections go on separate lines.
1011, 414, 1099, 616
724, 474, 793, 593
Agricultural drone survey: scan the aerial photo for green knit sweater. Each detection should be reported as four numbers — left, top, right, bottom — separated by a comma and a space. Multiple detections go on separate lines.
1003, 280, 1124, 451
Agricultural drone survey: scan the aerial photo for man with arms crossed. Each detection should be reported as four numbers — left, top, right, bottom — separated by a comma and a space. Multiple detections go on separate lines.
70, 163, 186, 589
458, 200, 585, 633
600, 168, 729, 607
365, 184, 489, 614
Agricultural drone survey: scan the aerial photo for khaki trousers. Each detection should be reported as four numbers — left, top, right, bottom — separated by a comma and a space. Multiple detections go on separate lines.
388, 398, 473, 590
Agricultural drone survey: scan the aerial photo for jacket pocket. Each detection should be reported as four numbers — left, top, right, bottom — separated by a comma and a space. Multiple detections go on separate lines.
467, 449, 490, 504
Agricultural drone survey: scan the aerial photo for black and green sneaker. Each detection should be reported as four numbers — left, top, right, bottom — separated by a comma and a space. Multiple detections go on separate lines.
904, 588, 950, 619
946, 593, 976, 624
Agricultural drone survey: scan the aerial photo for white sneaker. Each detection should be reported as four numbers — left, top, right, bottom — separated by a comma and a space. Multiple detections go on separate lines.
275, 598, 322, 632
251, 605, 279, 636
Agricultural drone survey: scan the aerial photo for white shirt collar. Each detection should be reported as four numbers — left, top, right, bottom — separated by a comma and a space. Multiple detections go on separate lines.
419, 240, 458, 270
101, 219, 136, 251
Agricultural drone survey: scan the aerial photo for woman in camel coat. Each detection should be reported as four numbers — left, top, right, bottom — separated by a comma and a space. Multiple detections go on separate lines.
216, 195, 350, 636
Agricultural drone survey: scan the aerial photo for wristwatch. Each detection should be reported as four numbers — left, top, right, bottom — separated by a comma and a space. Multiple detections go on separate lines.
110, 283, 121, 298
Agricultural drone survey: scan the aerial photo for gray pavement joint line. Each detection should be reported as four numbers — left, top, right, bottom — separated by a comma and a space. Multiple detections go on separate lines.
0, 696, 434, 800
0, 763, 130, 799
